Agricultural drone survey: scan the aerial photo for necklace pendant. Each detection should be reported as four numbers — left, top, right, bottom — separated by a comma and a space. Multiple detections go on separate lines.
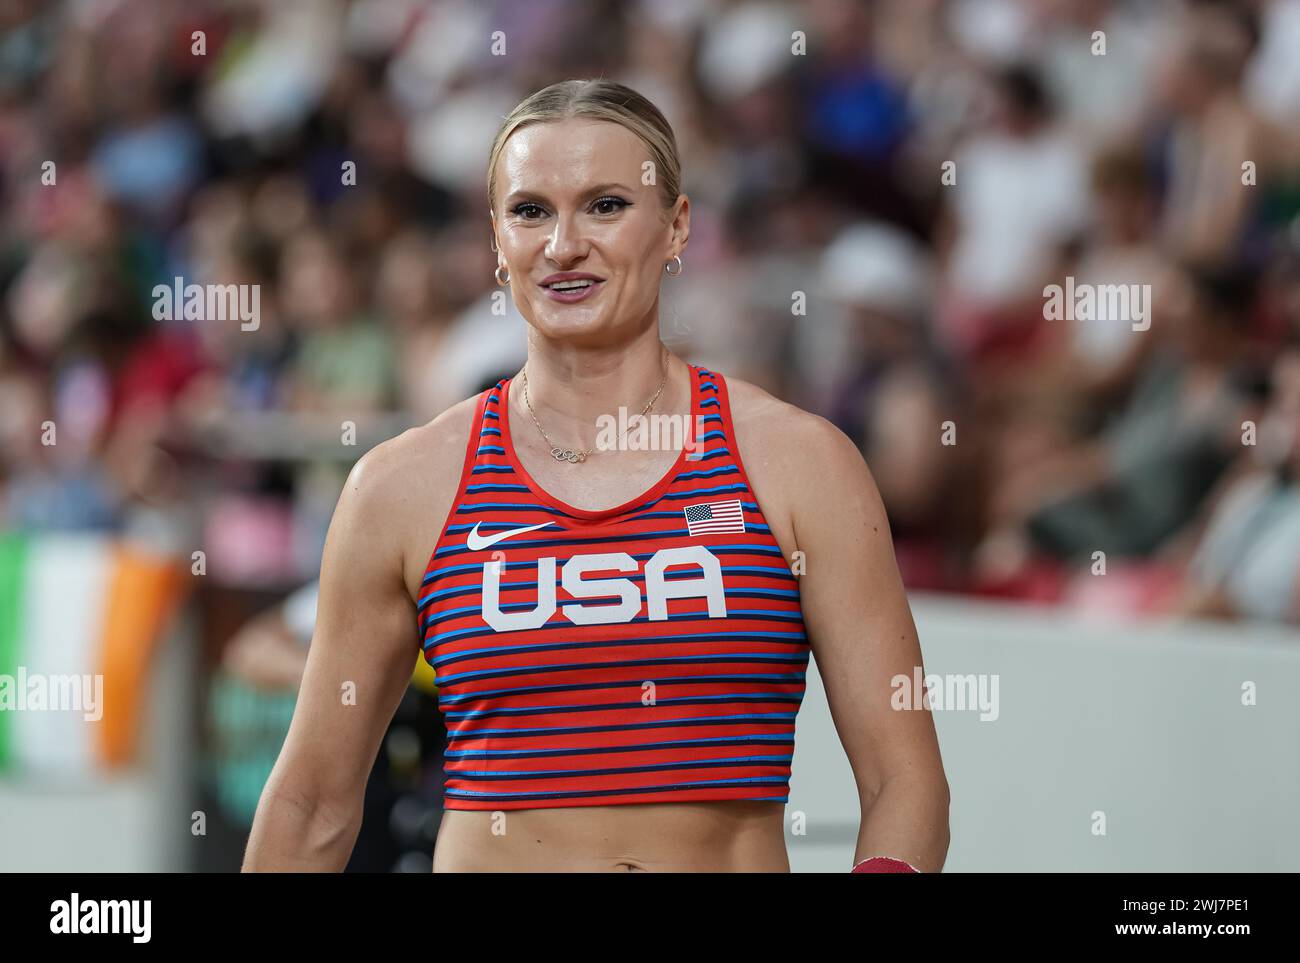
551, 447, 585, 464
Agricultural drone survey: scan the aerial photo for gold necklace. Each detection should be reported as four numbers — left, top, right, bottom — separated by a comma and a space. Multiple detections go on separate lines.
520, 351, 670, 464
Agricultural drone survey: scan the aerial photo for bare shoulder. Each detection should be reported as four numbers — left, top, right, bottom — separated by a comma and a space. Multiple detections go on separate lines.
723, 374, 866, 485
345, 394, 480, 504
333, 394, 482, 597
722, 374, 878, 551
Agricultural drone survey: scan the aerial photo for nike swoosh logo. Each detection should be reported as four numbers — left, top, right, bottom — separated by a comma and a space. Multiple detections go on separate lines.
466, 521, 557, 551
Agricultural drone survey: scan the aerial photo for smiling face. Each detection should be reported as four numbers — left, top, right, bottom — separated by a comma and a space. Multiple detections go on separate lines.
490, 118, 688, 348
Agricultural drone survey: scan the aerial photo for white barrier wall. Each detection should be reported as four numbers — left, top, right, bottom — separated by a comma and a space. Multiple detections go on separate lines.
4, 594, 1298, 872
788, 593, 1300, 872
0, 615, 195, 872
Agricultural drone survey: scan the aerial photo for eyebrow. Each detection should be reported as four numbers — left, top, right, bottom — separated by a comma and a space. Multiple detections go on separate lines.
504, 182, 636, 204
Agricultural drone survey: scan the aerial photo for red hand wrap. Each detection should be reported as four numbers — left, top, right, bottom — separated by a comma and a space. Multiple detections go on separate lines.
850, 856, 920, 873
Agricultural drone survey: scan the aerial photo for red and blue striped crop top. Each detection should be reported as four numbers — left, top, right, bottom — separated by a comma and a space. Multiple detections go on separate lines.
416, 364, 809, 810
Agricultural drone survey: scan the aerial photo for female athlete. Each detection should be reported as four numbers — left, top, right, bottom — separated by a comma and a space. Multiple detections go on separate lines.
243, 79, 950, 873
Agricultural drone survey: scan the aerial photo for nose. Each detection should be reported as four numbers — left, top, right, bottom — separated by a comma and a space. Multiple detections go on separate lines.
544, 209, 587, 266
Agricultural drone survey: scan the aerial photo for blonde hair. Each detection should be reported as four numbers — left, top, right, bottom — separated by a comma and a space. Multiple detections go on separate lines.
487, 79, 681, 217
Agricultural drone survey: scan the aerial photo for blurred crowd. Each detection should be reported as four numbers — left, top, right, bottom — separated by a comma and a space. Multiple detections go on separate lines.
2, 0, 1299, 627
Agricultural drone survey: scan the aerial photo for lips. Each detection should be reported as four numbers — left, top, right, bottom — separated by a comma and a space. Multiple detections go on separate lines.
540, 273, 605, 303
540, 272, 604, 289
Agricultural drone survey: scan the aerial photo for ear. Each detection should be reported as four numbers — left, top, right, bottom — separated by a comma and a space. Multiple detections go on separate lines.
670, 193, 690, 256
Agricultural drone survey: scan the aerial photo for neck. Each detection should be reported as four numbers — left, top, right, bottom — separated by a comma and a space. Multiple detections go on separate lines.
512, 326, 686, 451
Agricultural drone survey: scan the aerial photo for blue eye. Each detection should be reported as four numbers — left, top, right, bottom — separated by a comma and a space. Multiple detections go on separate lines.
510, 197, 629, 219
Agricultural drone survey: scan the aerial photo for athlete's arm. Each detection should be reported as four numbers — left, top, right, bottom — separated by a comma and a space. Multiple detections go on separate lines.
242, 441, 423, 871
785, 413, 951, 872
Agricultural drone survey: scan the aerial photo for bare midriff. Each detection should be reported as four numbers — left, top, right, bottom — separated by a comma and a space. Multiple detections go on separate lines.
432, 800, 789, 872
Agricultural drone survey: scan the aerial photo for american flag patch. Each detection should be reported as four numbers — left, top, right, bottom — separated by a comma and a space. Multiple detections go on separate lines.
683, 499, 746, 536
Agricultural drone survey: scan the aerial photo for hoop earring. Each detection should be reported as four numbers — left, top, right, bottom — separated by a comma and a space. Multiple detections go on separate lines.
495, 264, 510, 286
665, 255, 683, 277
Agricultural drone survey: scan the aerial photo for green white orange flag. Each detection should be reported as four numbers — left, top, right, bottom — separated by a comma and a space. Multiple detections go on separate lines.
0, 534, 186, 776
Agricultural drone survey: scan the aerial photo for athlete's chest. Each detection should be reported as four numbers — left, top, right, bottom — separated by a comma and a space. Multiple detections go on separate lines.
415, 365, 804, 661
419, 490, 788, 649
509, 441, 688, 515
